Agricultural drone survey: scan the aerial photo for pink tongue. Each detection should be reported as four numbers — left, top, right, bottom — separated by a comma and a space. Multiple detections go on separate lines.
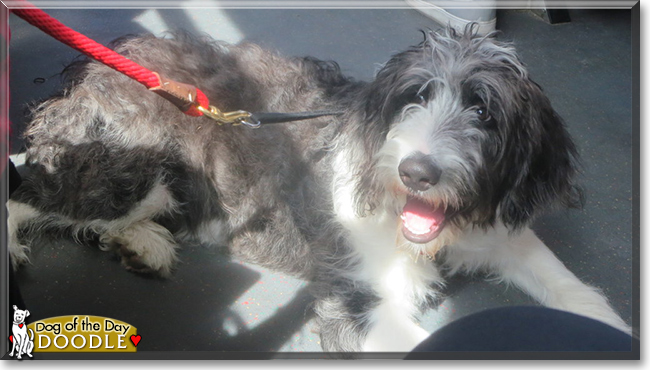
401, 197, 445, 234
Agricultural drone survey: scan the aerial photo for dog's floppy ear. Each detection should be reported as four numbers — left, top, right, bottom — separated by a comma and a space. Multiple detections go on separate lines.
498, 79, 584, 229
352, 46, 429, 216
362, 56, 412, 126
361, 38, 433, 127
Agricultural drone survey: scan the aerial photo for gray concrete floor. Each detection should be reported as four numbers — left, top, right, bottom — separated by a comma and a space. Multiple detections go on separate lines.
7, 6, 635, 356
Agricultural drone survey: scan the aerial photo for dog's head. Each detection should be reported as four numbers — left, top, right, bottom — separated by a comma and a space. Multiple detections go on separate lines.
13, 305, 30, 324
354, 25, 582, 254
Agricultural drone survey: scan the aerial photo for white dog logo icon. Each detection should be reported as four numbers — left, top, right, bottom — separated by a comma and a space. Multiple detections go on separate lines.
9, 305, 34, 359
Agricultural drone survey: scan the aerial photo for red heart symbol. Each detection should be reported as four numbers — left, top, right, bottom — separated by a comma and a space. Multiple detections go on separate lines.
130, 334, 141, 347
8, 335, 13, 343
18, 324, 23, 328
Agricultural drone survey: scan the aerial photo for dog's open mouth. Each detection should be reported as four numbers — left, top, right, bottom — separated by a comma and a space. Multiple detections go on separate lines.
400, 196, 446, 244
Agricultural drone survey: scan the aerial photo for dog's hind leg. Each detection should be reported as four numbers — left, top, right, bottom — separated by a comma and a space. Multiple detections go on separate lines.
94, 183, 181, 277
443, 223, 631, 335
101, 220, 177, 276
8, 185, 179, 276
25, 329, 34, 358
9, 143, 183, 276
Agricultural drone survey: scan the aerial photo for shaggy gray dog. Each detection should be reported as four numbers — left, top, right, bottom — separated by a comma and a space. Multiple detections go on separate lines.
8, 26, 629, 352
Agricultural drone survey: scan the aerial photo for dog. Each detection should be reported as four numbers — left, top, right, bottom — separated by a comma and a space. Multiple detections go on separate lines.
7, 26, 630, 352
9, 305, 34, 359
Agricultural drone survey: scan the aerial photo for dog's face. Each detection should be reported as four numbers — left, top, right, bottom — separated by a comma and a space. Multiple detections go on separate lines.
355, 27, 582, 256
13, 306, 29, 324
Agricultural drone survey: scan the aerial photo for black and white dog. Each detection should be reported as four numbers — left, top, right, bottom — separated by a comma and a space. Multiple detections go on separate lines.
9, 305, 34, 359
8, 26, 629, 351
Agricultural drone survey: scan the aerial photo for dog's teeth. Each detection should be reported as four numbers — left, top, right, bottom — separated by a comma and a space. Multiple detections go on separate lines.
401, 217, 433, 235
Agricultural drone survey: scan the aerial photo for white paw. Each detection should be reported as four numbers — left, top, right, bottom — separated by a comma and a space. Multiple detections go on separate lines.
9, 243, 31, 270
7, 200, 40, 270
102, 220, 178, 277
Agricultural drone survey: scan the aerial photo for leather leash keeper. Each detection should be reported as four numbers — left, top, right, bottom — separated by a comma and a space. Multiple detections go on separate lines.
149, 72, 200, 114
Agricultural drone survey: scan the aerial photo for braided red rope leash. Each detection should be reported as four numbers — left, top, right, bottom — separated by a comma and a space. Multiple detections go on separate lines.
11, 0, 208, 117
10, 1, 341, 127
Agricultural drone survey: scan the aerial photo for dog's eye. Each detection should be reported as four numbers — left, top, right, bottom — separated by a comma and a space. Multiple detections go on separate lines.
476, 106, 491, 121
410, 85, 431, 106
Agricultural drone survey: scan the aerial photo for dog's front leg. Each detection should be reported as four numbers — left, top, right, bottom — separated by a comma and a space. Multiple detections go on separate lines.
361, 255, 438, 352
446, 223, 631, 334
362, 302, 430, 352
9, 336, 17, 357
16, 337, 26, 359
347, 237, 438, 352
321, 221, 437, 351
314, 274, 431, 353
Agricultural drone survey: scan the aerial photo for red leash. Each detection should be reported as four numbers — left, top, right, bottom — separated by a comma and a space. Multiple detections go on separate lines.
11, 0, 210, 118
10, 1, 342, 127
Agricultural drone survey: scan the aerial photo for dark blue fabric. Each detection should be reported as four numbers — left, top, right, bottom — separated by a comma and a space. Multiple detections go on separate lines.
406, 306, 635, 354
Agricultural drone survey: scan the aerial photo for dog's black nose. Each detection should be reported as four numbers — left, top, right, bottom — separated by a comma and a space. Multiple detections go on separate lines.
398, 153, 442, 191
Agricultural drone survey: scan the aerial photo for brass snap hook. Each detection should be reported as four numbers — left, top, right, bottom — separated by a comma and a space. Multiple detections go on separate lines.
197, 105, 261, 128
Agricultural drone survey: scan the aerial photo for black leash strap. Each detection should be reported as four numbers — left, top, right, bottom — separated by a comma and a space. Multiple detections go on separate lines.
250, 110, 343, 126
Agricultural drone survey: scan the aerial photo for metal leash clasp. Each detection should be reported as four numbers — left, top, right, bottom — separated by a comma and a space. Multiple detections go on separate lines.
197, 105, 261, 128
